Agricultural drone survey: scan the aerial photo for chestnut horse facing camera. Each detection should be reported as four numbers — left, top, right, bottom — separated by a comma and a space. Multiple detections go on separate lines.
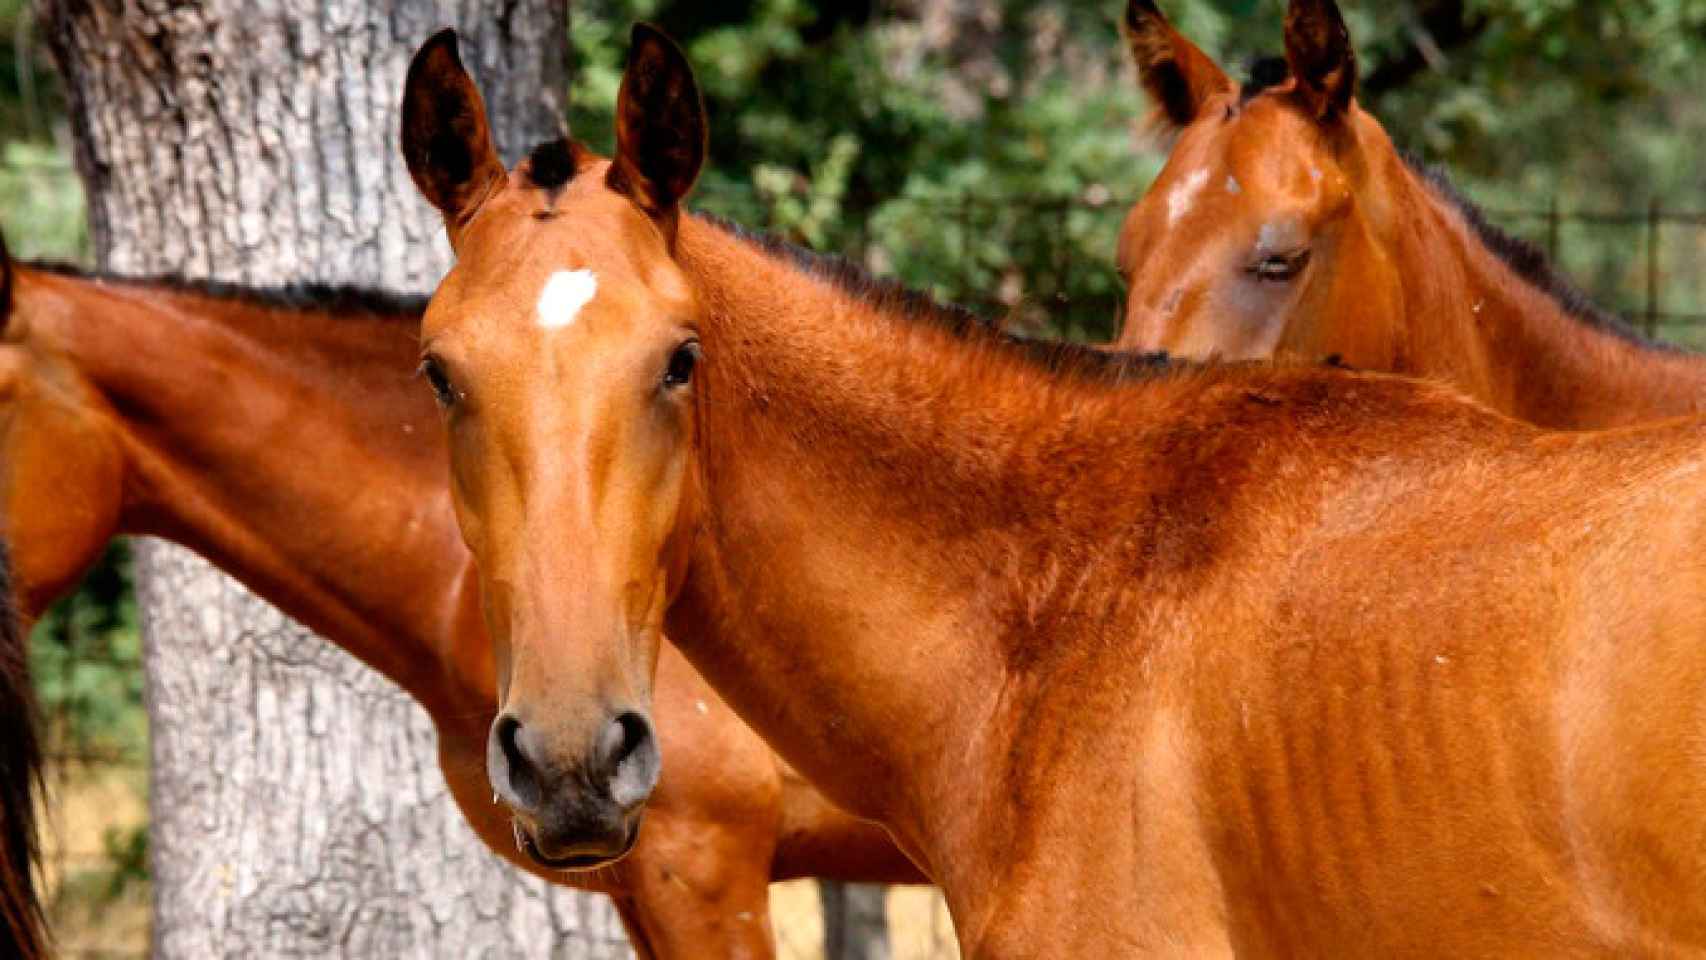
0, 242, 922, 959
1116, 0, 1706, 429
406, 23, 1706, 956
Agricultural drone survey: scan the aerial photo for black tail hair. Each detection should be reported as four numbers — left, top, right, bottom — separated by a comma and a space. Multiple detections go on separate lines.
0, 538, 47, 959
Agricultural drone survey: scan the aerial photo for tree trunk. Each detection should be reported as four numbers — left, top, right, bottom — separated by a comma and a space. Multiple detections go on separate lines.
42, 2, 632, 955
820, 882, 890, 960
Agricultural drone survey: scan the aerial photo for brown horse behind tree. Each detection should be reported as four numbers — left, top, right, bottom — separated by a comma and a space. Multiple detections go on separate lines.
0, 234, 922, 958
406, 24, 1706, 956
0, 532, 45, 960
1115, 0, 1706, 429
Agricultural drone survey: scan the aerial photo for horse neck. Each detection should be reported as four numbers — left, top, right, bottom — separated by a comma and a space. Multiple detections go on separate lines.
28, 270, 484, 712
670, 216, 1069, 866
1378, 162, 1706, 429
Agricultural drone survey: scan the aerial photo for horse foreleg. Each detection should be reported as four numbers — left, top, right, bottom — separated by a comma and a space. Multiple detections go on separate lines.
613, 820, 779, 960
611, 895, 662, 960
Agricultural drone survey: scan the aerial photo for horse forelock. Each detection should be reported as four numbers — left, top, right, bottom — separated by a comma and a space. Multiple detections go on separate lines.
1241, 57, 1290, 105
524, 138, 581, 195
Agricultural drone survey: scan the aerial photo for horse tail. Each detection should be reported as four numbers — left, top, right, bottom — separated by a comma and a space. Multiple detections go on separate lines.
0, 538, 48, 959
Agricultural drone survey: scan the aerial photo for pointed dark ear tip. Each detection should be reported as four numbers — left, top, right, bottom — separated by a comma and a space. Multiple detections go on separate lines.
1124, 0, 1168, 32
1126, 0, 1163, 20
1284, 0, 1357, 117
622, 22, 702, 110
406, 28, 466, 91
629, 22, 688, 62
1287, 0, 1349, 30
417, 27, 462, 64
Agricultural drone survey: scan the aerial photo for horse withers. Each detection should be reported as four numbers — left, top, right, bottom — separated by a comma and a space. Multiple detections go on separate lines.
1115, 0, 1706, 429
404, 22, 1706, 957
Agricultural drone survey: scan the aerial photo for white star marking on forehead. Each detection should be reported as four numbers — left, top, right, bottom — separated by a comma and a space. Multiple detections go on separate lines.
1168, 168, 1211, 226
536, 269, 599, 330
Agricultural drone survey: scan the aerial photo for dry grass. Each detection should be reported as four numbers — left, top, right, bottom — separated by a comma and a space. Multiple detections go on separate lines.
41, 764, 152, 958
770, 880, 960, 960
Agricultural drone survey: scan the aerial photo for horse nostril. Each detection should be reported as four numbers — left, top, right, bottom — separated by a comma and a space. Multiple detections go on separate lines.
493, 713, 544, 809
598, 711, 660, 808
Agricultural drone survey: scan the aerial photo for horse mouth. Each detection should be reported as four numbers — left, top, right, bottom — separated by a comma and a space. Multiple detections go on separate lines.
512, 817, 639, 873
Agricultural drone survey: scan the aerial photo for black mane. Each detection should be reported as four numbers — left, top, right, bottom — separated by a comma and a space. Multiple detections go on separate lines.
1400, 154, 1661, 349
20, 260, 428, 318
698, 214, 1176, 384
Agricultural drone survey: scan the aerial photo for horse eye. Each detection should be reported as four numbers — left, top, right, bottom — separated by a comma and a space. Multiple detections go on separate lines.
1251, 250, 1310, 283
419, 355, 458, 408
663, 340, 700, 389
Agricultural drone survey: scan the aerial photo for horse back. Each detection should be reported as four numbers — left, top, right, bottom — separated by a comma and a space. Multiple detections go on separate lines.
1165, 405, 1706, 954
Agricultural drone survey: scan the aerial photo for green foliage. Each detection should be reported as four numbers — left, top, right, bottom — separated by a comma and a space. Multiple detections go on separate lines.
0, 1, 87, 261
0, 0, 64, 141
1355, 2, 1706, 203
30, 541, 145, 760
570, 0, 1156, 338
50, 822, 150, 909
0, 142, 88, 260
97, 825, 150, 900
566, 0, 1704, 338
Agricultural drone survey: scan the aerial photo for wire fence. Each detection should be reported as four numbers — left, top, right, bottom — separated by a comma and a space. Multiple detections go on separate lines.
7, 155, 1706, 340
13, 152, 1705, 959
1490, 200, 1706, 340
31, 542, 149, 959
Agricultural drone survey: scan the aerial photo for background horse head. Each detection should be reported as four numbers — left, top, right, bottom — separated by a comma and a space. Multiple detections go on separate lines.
1115, 0, 1400, 365
1112, 0, 1706, 429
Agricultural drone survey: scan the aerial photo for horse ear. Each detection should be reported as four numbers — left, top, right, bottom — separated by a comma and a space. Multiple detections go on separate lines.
1122, 0, 1232, 132
607, 23, 706, 240
402, 29, 508, 245
1285, 0, 1357, 120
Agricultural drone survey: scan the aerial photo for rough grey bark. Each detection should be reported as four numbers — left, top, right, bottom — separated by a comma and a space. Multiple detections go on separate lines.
41, 1, 632, 956
45, 0, 566, 285
133, 546, 631, 957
